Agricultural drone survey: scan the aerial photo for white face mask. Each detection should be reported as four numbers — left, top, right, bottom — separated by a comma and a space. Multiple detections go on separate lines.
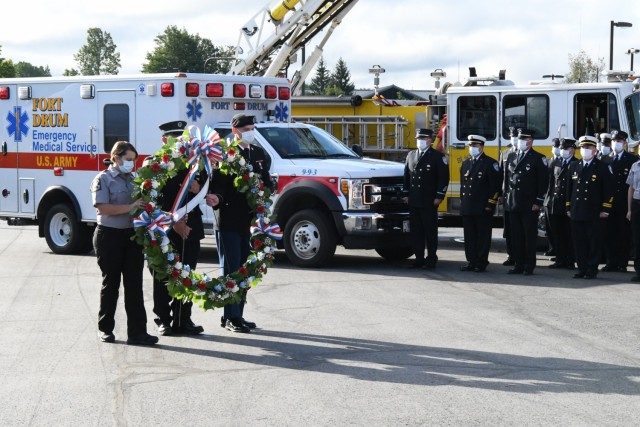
517, 139, 529, 151
596, 142, 602, 151
510, 137, 518, 147
416, 139, 428, 151
552, 147, 561, 157
560, 149, 572, 159
601, 146, 612, 156
119, 159, 135, 174
469, 146, 481, 157
241, 129, 256, 143
580, 147, 594, 161
613, 141, 625, 153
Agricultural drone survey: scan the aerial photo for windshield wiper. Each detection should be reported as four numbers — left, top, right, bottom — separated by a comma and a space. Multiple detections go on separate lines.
282, 153, 327, 159
324, 153, 356, 158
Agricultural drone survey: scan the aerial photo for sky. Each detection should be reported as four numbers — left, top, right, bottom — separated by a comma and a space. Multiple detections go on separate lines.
1, 0, 640, 91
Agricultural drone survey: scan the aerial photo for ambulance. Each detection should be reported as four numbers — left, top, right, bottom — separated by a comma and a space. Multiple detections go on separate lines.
0, 72, 411, 267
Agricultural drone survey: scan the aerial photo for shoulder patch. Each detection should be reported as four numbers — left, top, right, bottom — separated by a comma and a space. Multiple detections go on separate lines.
442, 156, 448, 165
493, 162, 499, 172
542, 157, 548, 166
91, 177, 101, 192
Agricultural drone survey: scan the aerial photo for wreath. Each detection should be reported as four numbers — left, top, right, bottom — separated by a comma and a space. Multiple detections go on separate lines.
131, 125, 281, 311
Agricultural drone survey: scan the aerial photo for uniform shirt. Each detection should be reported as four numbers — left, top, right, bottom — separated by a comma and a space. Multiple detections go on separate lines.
544, 156, 577, 215
625, 161, 640, 200
403, 147, 450, 208
459, 153, 501, 215
91, 165, 136, 229
503, 148, 549, 212
609, 150, 638, 211
565, 158, 614, 221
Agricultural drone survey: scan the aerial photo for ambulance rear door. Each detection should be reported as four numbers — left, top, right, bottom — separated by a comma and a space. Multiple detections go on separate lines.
97, 90, 136, 161
0, 84, 20, 213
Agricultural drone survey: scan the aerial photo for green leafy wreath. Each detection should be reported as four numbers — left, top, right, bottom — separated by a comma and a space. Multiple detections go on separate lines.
131, 125, 280, 311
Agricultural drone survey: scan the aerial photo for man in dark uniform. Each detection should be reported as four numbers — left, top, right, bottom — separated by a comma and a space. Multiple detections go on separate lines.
503, 128, 549, 275
566, 135, 614, 279
206, 114, 272, 333
152, 120, 205, 336
597, 133, 613, 164
543, 138, 562, 258
404, 128, 450, 269
459, 135, 501, 272
601, 130, 638, 272
500, 127, 518, 266
546, 138, 578, 269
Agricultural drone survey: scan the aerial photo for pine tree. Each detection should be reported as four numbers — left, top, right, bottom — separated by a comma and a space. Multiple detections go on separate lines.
329, 57, 355, 95
307, 56, 330, 95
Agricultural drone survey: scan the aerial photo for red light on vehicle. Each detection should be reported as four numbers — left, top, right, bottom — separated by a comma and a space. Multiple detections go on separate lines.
278, 86, 290, 100
233, 102, 246, 110
233, 84, 246, 98
206, 83, 224, 97
0, 86, 9, 99
53, 167, 64, 176
160, 83, 174, 97
186, 83, 199, 97
265, 85, 277, 99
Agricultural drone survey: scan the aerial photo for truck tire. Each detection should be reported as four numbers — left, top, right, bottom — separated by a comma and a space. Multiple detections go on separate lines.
375, 246, 414, 261
44, 203, 87, 254
284, 209, 336, 268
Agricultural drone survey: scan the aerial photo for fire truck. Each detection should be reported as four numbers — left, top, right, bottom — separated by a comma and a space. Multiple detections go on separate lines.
0, 73, 411, 267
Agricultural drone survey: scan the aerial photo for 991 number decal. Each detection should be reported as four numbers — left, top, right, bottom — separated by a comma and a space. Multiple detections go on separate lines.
301, 168, 318, 175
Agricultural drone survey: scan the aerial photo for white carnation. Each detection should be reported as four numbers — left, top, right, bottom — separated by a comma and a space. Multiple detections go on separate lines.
180, 270, 189, 278
239, 158, 246, 166
152, 180, 159, 189
175, 262, 183, 269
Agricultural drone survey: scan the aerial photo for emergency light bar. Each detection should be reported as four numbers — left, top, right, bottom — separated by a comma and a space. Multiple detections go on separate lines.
18, 86, 32, 100
0, 86, 10, 99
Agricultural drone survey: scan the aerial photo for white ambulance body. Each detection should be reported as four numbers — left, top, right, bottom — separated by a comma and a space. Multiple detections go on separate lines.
0, 73, 411, 267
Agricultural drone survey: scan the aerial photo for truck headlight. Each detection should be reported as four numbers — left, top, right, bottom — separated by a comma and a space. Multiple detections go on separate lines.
340, 178, 370, 210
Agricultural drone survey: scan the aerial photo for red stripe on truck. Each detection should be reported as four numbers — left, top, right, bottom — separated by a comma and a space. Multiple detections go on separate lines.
276, 176, 341, 196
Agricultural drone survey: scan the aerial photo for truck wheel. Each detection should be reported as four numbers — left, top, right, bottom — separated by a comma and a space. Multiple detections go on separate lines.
284, 209, 336, 267
375, 246, 414, 261
44, 204, 86, 254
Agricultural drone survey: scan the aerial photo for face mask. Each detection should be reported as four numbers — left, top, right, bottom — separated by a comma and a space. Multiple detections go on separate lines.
560, 149, 572, 159
552, 147, 561, 157
241, 129, 256, 143
596, 142, 602, 151
580, 147, 594, 161
469, 146, 481, 157
613, 141, 624, 153
416, 139, 428, 151
601, 146, 612, 156
511, 137, 518, 147
119, 159, 134, 174
517, 139, 529, 151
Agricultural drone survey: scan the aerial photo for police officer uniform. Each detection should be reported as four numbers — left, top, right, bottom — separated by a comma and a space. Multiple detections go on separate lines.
545, 138, 578, 268
209, 113, 272, 333
543, 138, 562, 258
459, 135, 501, 272
597, 133, 613, 164
625, 157, 640, 282
152, 121, 205, 336
566, 135, 614, 279
92, 146, 157, 345
404, 128, 450, 269
503, 129, 549, 275
499, 127, 518, 266
602, 130, 638, 272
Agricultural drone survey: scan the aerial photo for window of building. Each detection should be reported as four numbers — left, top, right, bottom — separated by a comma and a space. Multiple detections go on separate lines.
103, 104, 130, 153
502, 95, 549, 139
456, 95, 497, 141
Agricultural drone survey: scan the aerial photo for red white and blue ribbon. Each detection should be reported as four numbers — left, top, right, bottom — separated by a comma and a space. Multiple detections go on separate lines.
133, 210, 173, 241
251, 216, 283, 240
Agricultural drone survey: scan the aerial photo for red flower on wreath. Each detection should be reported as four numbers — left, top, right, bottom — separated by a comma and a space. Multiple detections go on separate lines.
226, 281, 235, 289
183, 278, 192, 286
242, 174, 250, 181
143, 180, 152, 189
259, 182, 265, 190
150, 240, 159, 247
239, 266, 248, 275
171, 269, 180, 278
145, 203, 154, 213
228, 149, 235, 157
254, 240, 263, 249
151, 162, 161, 172
256, 205, 265, 214
197, 281, 207, 291
162, 154, 170, 163
179, 146, 186, 154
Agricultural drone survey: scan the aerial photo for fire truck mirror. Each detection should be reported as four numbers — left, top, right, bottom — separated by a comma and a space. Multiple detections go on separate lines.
350, 95, 363, 107
103, 158, 112, 166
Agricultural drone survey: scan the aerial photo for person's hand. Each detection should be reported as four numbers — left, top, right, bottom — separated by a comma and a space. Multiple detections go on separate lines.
627, 211, 632, 221
173, 220, 191, 239
567, 211, 571, 218
532, 204, 541, 212
434, 198, 443, 206
132, 199, 147, 210
190, 180, 200, 194
206, 194, 220, 207
599, 212, 609, 219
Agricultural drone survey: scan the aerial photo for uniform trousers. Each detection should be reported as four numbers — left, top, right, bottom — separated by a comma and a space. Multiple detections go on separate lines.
218, 230, 251, 320
153, 235, 200, 327
508, 210, 538, 272
94, 226, 147, 336
630, 200, 640, 274
548, 213, 574, 265
543, 206, 555, 253
409, 206, 439, 263
605, 206, 631, 269
462, 212, 493, 268
571, 218, 604, 274
503, 210, 513, 259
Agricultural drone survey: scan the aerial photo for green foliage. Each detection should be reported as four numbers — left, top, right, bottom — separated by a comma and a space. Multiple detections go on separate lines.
329, 57, 355, 95
307, 56, 330, 95
63, 69, 80, 76
0, 47, 16, 78
565, 50, 605, 83
15, 62, 51, 77
74, 28, 121, 75
142, 26, 235, 74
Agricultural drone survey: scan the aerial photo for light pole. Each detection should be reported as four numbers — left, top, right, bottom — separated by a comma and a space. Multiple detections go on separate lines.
626, 48, 640, 70
368, 65, 385, 96
542, 74, 564, 81
610, 21, 633, 70
430, 68, 447, 89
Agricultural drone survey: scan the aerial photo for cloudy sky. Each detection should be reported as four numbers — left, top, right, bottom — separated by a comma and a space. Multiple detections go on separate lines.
2, 0, 639, 90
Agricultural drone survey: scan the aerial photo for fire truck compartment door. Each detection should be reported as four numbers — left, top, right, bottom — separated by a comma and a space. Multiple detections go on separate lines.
0, 84, 19, 213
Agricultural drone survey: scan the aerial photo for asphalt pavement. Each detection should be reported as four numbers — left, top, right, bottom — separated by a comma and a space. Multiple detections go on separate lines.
0, 222, 639, 426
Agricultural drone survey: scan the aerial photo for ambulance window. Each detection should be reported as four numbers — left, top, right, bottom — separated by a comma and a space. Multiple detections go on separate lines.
103, 104, 130, 153
502, 95, 549, 139
573, 93, 619, 139
456, 96, 497, 141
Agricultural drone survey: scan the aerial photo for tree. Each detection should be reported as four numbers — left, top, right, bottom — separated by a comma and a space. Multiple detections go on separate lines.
74, 28, 121, 75
0, 46, 16, 78
307, 56, 330, 95
565, 50, 605, 83
63, 69, 80, 76
15, 62, 51, 77
328, 57, 355, 95
142, 26, 234, 74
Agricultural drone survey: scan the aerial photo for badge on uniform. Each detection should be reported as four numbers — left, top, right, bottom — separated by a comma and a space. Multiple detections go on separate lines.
525, 164, 531, 171
91, 178, 101, 192
493, 162, 499, 172
592, 174, 597, 181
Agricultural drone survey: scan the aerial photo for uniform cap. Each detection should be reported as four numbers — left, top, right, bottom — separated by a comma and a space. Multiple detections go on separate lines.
467, 134, 486, 145
509, 127, 518, 138
518, 128, 535, 139
552, 138, 561, 148
599, 133, 612, 144
416, 128, 434, 138
560, 138, 577, 149
611, 130, 629, 141
578, 135, 598, 147
159, 120, 187, 136
231, 114, 257, 128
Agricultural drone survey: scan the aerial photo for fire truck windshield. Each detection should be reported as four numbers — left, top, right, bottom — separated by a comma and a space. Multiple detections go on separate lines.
625, 92, 640, 141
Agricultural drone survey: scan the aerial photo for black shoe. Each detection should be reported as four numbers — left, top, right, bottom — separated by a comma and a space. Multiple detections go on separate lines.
220, 316, 226, 328
126, 333, 159, 346
544, 250, 556, 256
573, 272, 586, 279
630, 275, 640, 282
502, 258, 515, 266
460, 264, 475, 271
473, 266, 487, 273
173, 321, 204, 335
507, 268, 524, 274
523, 270, 534, 276
617, 266, 628, 273
99, 332, 115, 343
242, 318, 257, 329
409, 260, 425, 269
565, 263, 576, 270
584, 272, 597, 280
157, 322, 173, 336
600, 265, 617, 272
548, 262, 566, 269
225, 319, 250, 333
423, 260, 437, 269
